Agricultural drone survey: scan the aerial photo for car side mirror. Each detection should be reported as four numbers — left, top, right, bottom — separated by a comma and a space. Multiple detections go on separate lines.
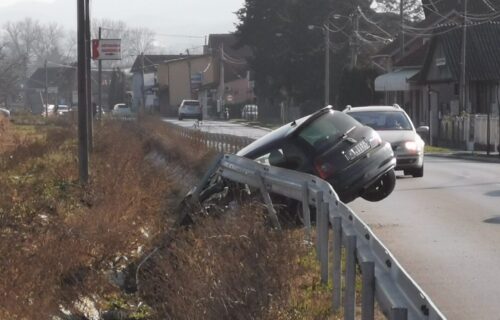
416, 126, 429, 134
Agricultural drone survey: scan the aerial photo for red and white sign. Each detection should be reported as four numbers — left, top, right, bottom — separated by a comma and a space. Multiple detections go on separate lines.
92, 39, 121, 60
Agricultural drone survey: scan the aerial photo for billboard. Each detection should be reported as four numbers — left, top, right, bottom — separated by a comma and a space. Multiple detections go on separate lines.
92, 39, 121, 60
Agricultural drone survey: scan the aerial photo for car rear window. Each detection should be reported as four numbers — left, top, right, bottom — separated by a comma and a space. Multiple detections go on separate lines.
348, 111, 412, 130
184, 101, 200, 106
297, 110, 360, 149
118, 104, 128, 109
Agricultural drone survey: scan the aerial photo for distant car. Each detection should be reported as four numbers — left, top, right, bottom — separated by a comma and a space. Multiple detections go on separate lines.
178, 100, 202, 121
56, 105, 70, 116
111, 103, 134, 119
0, 107, 10, 119
344, 105, 428, 177
236, 106, 397, 203
241, 104, 258, 121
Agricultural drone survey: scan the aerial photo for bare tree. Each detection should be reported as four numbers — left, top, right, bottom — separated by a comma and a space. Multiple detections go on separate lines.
374, 0, 424, 21
0, 46, 24, 108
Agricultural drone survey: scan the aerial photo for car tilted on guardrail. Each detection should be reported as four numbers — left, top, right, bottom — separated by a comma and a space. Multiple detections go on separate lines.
193, 106, 397, 207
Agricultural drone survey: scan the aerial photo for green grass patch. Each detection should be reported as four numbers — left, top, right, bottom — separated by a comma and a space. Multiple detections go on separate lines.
425, 145, 452, 153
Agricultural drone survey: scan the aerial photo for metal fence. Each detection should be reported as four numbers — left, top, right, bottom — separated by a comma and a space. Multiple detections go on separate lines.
165, 122, 254, 154
215, 154, 445, 320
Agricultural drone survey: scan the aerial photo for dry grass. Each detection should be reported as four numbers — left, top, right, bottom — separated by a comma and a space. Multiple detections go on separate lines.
0, 117, 340, 319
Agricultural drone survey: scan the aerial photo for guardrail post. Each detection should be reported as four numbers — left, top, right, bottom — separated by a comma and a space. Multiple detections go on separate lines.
344, 234, 357, 320
315, 191, 324, 257
301, 182, 312, 241
361, 261, 375, 320
256, 171, 281, 230
332, 216, 342, 312
390, 307, 408, 320
319, 202, 329, 285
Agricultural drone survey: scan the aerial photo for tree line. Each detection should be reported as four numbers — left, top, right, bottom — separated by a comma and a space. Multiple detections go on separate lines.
235, 0, 422, 114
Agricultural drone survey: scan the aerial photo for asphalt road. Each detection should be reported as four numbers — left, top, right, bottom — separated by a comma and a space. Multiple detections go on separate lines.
164, 118, 500, 318
351, 157, 500, 320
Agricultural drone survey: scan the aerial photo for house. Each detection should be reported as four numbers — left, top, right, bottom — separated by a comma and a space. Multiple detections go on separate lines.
372, 0, 500, 150
25, 65, 114, 114
156, 55, 214, 116
130, 55, 184, 113
25, 66, 76, 114
198, 34, 255, 118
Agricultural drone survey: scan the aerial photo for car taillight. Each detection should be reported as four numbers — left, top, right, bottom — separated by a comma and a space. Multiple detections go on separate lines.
314, 159, 335, 179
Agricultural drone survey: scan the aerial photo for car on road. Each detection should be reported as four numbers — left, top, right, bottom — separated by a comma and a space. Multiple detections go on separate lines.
111, 103, 134, 119
56, 104, 70, 116
0, 107, 10, 119
344, 105, 428, 177
237, 106, 397, 203
241, 104, 258, 121
178, 100, 202, 121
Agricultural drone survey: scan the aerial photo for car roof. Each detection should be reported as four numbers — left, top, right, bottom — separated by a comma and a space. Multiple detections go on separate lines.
344, 105, 406, 113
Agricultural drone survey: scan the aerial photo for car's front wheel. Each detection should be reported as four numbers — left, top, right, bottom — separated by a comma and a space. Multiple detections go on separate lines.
361, 169, 396, 202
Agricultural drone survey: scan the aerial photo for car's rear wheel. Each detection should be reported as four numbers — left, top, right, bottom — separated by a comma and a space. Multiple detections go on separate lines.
178, 115, 183, 120
361, 169, 396, 202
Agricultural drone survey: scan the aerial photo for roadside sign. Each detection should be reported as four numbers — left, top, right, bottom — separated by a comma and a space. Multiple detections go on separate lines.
226, 94, 234, 103
92, 39, 121, 60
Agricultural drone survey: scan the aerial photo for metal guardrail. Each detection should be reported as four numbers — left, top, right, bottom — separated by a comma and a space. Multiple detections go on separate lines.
216, 154, 446, 320
165, 122, 255, 154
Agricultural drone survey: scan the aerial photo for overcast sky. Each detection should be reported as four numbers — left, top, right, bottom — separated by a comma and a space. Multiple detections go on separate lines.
0, 0, 244, 53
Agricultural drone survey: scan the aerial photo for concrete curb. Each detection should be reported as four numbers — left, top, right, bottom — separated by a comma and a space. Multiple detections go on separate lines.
426, 153, 500, 164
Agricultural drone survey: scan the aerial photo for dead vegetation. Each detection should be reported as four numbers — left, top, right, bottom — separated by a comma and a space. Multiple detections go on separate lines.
0, 117, 335, 320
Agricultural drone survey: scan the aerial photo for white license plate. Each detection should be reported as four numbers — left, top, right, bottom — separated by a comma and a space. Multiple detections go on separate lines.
345, 140, 370, 161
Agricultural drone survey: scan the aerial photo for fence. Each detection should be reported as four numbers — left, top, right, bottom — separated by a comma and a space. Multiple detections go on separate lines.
215, 154, 445, 320
165, 122, 254, 154
439, 114, 499, 150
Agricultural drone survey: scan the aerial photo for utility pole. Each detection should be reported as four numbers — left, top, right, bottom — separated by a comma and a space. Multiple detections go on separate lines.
187, 49, 192, 99
400, 0, 405, 56
85, 0, 93, 152
44, 59, 48, 117
324, 26, 330, 106
140, 52, 145, 117
98, 27, 103, 120
351, 12, 360, 69
77, 0, 89, 184
460, 0, 468, 114
219, 44, 225, 118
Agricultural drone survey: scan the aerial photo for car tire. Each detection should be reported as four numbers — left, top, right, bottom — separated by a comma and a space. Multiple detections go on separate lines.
293, 201, 316, 226
361, 169, 396, 202
178, 115, 183, 120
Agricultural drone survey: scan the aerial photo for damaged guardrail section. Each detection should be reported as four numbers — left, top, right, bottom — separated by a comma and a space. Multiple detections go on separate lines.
217, 154, 446, 320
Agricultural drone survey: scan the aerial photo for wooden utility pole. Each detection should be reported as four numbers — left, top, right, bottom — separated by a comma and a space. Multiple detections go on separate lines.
460, 0, 468, 114
400, 0, 405, 56
324, 25, 330, 106
140, 52, 145, 117
85, 0, 93, 152
351, 12, 360, 69
77, 0, 89, 183
44, 59, 48, 117
98, 27, 103, 120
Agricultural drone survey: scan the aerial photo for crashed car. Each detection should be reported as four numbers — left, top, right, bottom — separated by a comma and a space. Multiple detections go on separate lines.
236, 106, 396, 203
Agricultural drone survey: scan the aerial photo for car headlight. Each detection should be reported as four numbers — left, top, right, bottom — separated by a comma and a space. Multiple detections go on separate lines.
404, 141, 418, 152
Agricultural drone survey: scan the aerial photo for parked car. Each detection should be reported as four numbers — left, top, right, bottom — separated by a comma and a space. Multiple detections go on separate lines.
236, 106, 397, 203
241, 104, 258, 121
111, 103, 134, 119
56, 104, 70, 116
344, 105, 428, 177
178, 100, 202, 121
0, 107, 10, 119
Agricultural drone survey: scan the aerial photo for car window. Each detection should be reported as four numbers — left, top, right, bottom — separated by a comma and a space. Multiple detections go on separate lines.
118, 104, 128, 109
297, 110, 359, 150
348, 111, 412, 131
184, 101, 199, 106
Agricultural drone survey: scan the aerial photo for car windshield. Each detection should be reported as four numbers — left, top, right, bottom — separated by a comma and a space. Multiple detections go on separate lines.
117, 104, 128, 109
58, 105, 68, 110
297, 110, 360, 150
348, 111, 412, 131
184, 101, 199, 106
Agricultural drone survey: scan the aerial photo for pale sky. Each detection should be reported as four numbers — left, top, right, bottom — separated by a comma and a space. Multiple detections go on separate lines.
0, 0, 245, 53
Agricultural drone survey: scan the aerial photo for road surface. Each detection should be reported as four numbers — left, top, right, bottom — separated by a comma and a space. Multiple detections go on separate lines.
165, 119, 500, 319
351, 157, 500, 320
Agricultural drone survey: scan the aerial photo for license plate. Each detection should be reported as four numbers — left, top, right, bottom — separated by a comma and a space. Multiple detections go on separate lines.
345, 140, 370, 161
